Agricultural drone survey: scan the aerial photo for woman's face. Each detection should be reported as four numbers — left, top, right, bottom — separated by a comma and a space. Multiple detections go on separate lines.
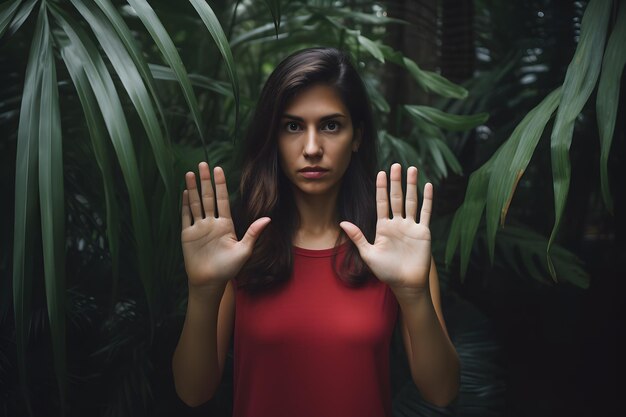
277, 83, 360, 200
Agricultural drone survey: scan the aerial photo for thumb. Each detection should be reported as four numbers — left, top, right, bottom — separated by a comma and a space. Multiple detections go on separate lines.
240, 217, 272, 249
339, 221, 371, 254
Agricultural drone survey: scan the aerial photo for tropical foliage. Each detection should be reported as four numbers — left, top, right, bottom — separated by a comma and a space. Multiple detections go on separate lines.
445, 0, 624, 285
0, 0, 621, 416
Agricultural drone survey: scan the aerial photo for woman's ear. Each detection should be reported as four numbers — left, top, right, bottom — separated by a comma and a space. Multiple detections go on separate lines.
352, 127, 362, 152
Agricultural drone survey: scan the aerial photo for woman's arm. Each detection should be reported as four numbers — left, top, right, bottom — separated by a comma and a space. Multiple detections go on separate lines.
393, 258, 459, 407
174, 162, 269, 406
339, 164, 459, 406
172, 280, 235, 406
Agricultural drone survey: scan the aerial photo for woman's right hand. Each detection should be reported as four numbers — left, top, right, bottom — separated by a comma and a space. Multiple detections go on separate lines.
181, 162, 271, 290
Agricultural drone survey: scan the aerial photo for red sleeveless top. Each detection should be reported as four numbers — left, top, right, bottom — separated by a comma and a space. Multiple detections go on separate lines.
232, 240, 399, 417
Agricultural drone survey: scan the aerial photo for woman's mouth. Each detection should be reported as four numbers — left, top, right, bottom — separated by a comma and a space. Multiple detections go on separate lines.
298, 167, 329, 179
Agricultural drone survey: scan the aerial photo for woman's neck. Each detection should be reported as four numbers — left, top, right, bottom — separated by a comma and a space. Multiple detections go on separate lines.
291, 188, 345, 249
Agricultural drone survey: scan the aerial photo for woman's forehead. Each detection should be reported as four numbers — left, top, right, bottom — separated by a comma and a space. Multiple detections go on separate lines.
282, 84, 349, 117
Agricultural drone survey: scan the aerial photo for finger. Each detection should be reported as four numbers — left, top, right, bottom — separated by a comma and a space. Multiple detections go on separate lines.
214, 167, 232, 219
181, 190, 192, 228
420, 183, 433, 227
376, 171, 388, 219
405, 166, 419, 221
240, 217, 272, 249
199, 162, 215, 217
185, 171, 203, 221
339, 221, 371, 254
389, 163, 403, 218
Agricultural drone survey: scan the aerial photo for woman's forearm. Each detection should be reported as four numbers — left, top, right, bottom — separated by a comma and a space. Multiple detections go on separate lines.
172, 283, 227, 406
392, 286, 460, 407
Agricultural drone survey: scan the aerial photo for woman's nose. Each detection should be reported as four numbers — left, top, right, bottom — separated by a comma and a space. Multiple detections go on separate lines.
303, 129, 323, 157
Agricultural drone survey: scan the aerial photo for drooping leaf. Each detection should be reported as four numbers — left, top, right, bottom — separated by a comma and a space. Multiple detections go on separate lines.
424, 136, 448, 178
363, 76, 390, 113
50, 5, 154, 306
4, 0, 37, 38
92, 0, 169, 141
379, 131, 429, 189
379, 44, 469, 99
432, 137, 462, 176
448, 162, 492, 278
37, 7, 66, 409
548, 0, 611, 279
71, 0, 175, 200
485, 88, 562, 262
358, 34, 384, 63
13, 3, 45, 413
189, 0, 240, 127
0, 0, 21, 38
596, 1, 626, 213
58, 39, 121, 309
123, 0, 208, 156
485, 224, 590, 289
230, 14, 310, 47
402, 56, 468, 100
405, 105, 488, 132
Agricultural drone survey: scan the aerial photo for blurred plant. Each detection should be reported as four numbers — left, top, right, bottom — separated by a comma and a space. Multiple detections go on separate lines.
445, 0, 625, 285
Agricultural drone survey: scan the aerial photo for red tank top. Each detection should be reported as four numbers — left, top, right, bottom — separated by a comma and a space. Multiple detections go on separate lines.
233, 240, 399, 417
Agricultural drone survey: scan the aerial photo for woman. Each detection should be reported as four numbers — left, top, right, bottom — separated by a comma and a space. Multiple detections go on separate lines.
172, 47, 459, 416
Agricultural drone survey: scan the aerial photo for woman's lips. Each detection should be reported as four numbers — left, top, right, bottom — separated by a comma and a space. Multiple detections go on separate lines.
298, 167, 328, 179
299, 170, 328, 179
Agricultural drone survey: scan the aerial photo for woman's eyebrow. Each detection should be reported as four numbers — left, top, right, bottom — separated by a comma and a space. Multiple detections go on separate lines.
282, 113, 346, 122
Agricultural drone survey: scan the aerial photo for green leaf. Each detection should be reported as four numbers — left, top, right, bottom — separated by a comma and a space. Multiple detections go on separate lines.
189, 0, 240, 126
424, 136, 448, 177
485, 88, 562, 262
404, 105, 488, 131
124, 0, 208, 155
363, 77, 389, 113
4, 0, 36, 37
423, 136, 463, 179
378, 45, 468, 99
263, 0, 281, 36
0, 0, 21, 38
148, 63, 227, 95
13, 3, 45, 413
402, 56, 468, 99
50, 5, 154, 305
378, 131, 428, 189
548, 0, 611, 279
59, 39, 121, 308
37, 7, 66, 409
488, 224, 589, 289
91, 0, 169, 139
358, 35, 384, 63
71, 0, 174, 200
230, 15, 310, 47
446, 161, 493, 278
596, 1, 626, 214
433, 137, 462, 176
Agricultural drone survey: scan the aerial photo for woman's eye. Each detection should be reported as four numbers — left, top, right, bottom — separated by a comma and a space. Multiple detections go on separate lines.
324, 121, 339, 131
286, 122, 300, 132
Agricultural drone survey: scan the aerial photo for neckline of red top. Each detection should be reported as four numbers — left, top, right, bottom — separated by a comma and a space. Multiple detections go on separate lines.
292, 239, 351, 258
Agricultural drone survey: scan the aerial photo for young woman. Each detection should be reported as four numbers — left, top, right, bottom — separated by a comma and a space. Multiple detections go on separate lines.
172, 47, 459, 416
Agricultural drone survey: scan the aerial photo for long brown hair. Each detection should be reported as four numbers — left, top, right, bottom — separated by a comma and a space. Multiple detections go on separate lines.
232, 47, 378, 294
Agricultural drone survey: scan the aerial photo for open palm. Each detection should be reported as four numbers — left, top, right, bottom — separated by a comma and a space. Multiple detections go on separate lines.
340, 164, 432, 290
181, 162, 271, 289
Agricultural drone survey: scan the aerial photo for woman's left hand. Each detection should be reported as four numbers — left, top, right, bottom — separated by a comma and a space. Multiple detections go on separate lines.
339, 163, 433, 291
